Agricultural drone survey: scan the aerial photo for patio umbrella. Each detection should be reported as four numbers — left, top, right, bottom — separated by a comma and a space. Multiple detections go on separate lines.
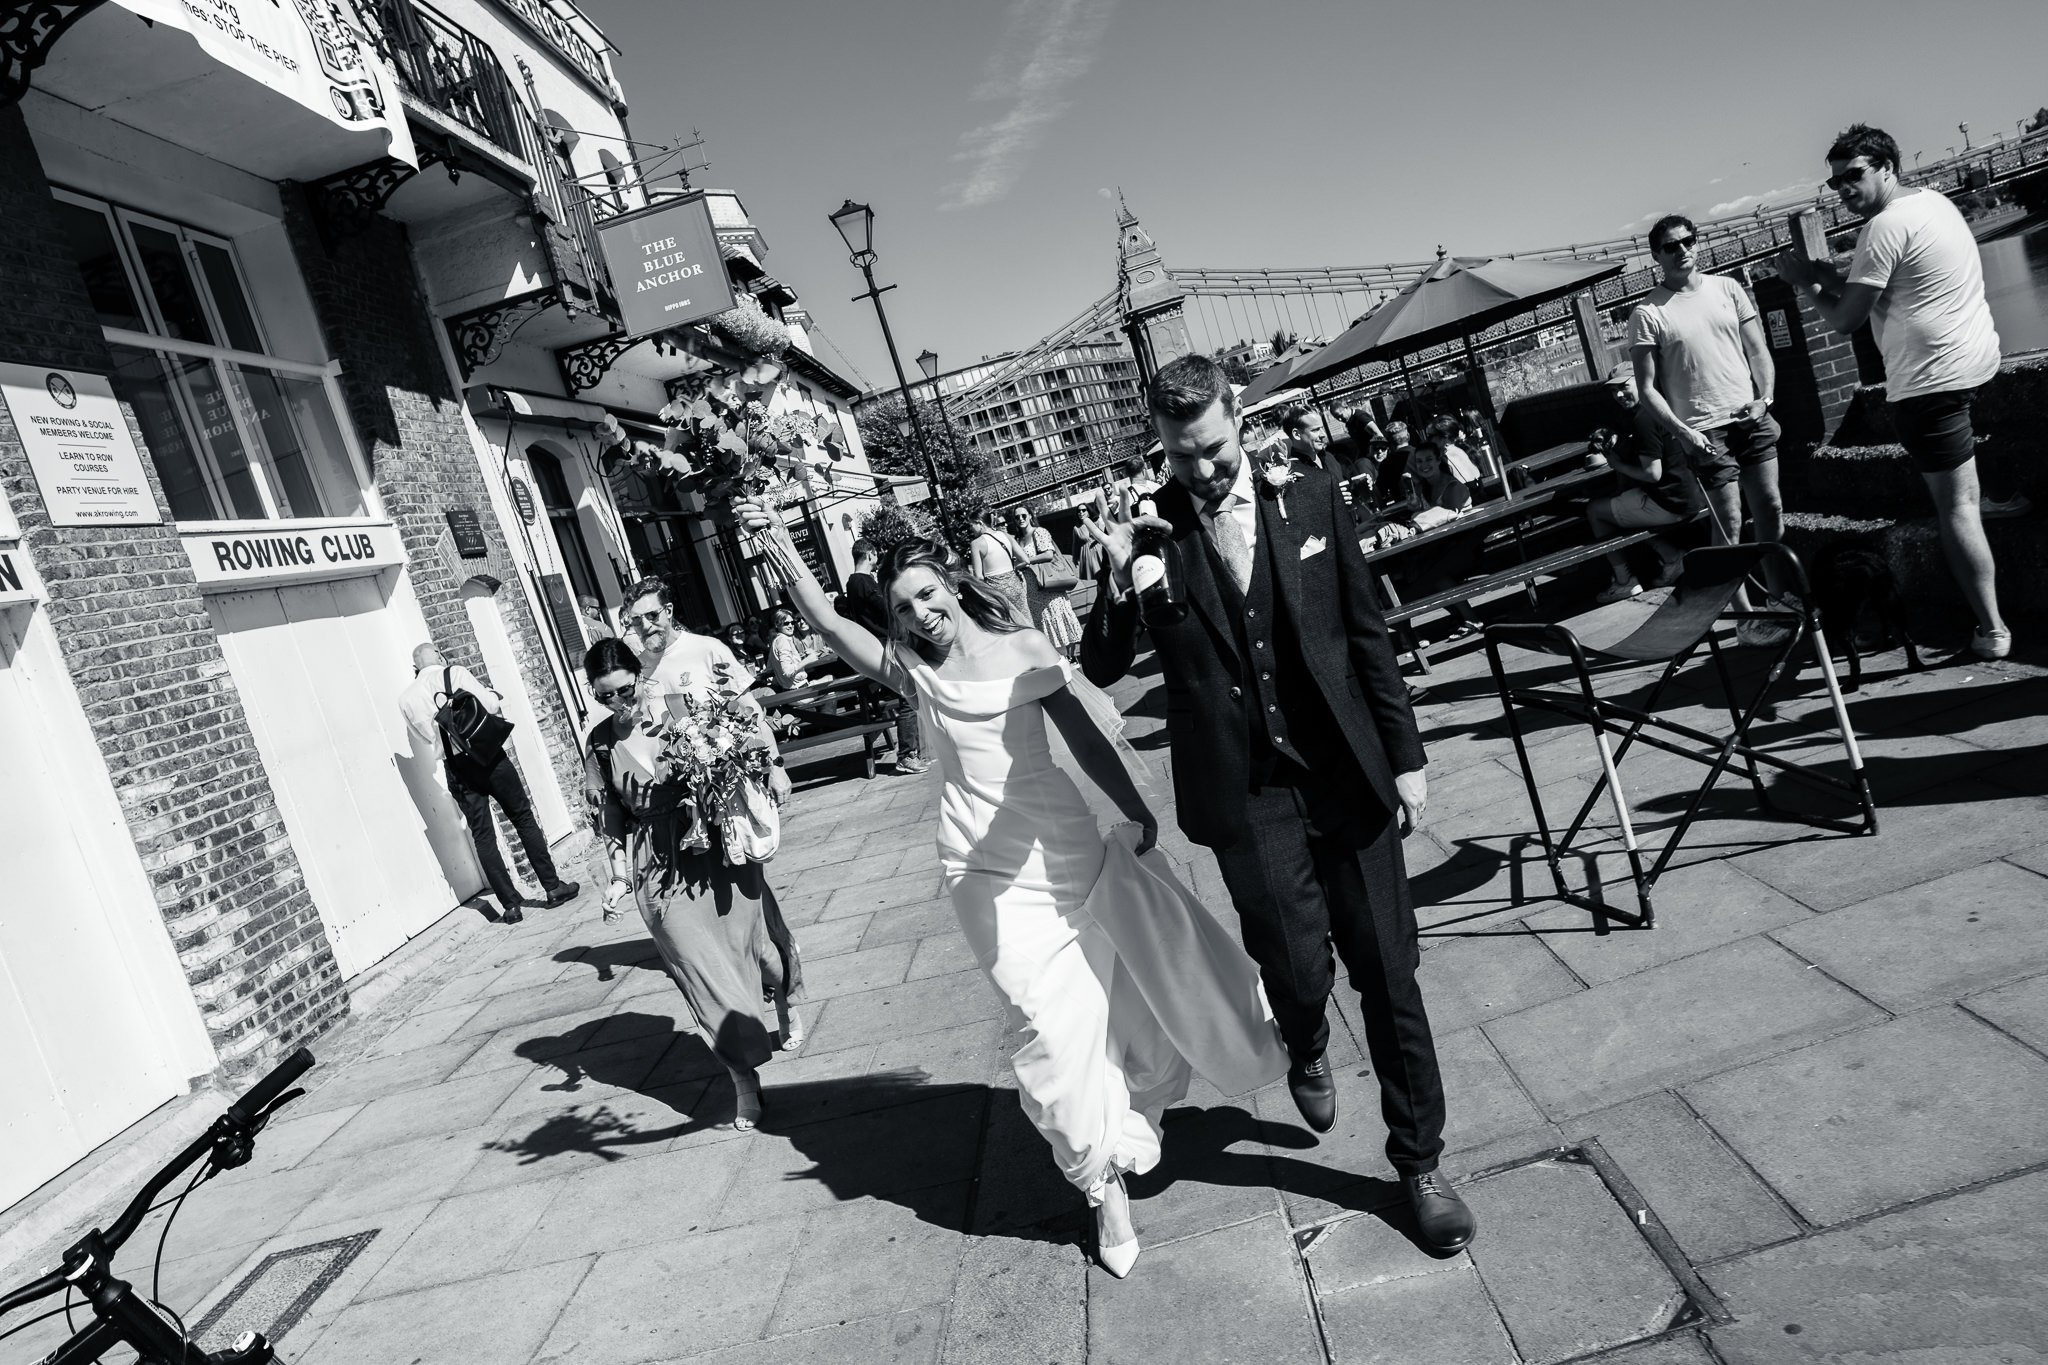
1235, 350, 1306, 407
1287, 254, 1624, 390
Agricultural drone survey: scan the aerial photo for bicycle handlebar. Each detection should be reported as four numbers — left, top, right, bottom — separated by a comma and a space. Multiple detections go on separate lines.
0, 1048, 316, 1320
225, 1047, 314, 1131
100, 1048, 314, 1253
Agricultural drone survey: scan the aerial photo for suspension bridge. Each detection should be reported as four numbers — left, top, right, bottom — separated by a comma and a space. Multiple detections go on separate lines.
974, 129, 2048, 505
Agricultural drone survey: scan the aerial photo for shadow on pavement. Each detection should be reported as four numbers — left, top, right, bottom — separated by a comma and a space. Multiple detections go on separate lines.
488, 1017, 1051, 1241
560, 937, 662, 983
1133, 1105, 1435, 1246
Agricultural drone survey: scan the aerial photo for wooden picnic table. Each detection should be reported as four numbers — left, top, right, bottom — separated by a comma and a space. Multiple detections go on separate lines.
759, 674, 901, 779
1361, 465, 1625, 674
1507, 440, 1600, 486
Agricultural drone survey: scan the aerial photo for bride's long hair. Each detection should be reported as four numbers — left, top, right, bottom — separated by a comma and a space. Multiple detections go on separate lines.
878, 537, 1022, 664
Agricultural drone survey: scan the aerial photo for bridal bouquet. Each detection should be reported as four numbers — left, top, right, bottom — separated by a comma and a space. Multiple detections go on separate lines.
654, 691, 780, 864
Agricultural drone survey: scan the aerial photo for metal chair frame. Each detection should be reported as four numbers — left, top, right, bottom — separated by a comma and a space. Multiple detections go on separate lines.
1482, 544, 1877, 934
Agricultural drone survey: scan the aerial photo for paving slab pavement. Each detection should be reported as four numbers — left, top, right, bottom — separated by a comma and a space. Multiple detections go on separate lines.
7, 627, 2048, 1363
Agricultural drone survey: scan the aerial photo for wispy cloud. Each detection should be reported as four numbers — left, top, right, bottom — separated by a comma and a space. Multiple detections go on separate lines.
941, 0, 1118, 211
1705, 179, 1817, 218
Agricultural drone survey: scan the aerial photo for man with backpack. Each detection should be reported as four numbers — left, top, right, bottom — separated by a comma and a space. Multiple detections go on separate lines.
399, 644, 578, 924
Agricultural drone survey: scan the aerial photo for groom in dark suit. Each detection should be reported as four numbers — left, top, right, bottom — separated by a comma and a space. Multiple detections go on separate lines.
1082, 354, 1474, 1251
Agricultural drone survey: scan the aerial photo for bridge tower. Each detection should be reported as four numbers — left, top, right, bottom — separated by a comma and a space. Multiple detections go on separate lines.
1116, 195, 1192, 387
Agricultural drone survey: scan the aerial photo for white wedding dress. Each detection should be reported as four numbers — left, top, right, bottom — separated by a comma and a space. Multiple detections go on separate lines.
898, 653, 1289, 1203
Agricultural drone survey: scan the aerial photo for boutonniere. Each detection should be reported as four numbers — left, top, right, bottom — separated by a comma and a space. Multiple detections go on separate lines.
1259, 459, 1303, 519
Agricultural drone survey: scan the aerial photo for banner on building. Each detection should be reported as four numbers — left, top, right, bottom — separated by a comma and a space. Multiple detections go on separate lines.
0, 363, 164, 527
596, 195, 737, 339
112, 0, 416, 167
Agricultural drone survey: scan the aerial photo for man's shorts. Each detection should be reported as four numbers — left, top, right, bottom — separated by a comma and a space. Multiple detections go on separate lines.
1890, 387, 1980, 474
1685, 411, 1780, 491
1605, 485, 1689, 529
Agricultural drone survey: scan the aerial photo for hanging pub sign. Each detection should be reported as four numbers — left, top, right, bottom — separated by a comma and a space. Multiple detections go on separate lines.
595, 194, 737, 339
0, 362, 163, 527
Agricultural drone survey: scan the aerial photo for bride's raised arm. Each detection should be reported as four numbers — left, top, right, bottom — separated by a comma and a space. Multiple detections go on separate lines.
734, 498, 892, 689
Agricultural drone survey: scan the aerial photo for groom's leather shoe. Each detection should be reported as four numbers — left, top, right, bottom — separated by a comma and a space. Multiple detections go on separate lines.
1405, 1171, 1478, 1254
1287, 1053, 1337, 1134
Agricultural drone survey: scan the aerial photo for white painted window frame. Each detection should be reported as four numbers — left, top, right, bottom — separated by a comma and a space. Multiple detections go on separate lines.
50, 187, 384, 526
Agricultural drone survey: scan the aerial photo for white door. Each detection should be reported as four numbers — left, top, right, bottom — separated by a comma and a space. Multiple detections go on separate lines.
209, 578, 464, 978
0, 615, 202, 1210
461, 581, 573, 844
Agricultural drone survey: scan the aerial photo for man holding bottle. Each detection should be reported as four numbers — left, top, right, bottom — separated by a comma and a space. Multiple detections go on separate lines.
1081, 353, 1473, 1255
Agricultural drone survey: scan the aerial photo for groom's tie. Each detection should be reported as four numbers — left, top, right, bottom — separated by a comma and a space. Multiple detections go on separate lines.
1205, 496, 1252, 596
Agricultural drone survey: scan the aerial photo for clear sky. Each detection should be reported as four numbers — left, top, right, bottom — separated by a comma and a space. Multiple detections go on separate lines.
588, 0, 2048, 389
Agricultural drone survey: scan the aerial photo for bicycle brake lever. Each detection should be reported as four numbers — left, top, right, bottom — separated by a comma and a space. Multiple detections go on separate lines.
250, 1088, 307, 1131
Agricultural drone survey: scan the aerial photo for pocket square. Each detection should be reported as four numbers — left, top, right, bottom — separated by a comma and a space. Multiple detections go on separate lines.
1299, 536, 1327, 560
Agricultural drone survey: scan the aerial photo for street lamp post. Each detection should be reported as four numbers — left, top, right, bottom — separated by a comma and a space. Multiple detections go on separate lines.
1960, 121, 1972, 150
829, 199, 942, 517
915, 348, 962, 465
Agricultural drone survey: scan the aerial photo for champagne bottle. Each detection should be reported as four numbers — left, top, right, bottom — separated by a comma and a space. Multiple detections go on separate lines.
1130, 498, 1188, 626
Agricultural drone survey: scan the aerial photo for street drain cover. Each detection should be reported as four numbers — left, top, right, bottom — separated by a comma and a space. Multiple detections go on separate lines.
1303, 1142, 1726, 1365
189, 1230, 377, 1350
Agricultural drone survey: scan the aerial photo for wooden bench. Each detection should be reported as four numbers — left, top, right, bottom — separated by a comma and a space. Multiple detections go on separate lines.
760, 676, 901, 779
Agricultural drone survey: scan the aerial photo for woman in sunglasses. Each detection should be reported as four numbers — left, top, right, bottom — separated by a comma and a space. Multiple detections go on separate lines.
581, 636, 802, 1131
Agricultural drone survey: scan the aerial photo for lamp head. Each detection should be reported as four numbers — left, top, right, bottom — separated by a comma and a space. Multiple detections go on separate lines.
916, 348, 939, 381
829, 198, 875, 265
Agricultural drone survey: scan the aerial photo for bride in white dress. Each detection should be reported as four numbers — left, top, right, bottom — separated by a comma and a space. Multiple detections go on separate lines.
739, 505, 1287, 1276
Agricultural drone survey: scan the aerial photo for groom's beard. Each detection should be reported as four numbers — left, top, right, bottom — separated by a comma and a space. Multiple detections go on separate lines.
1176, 455, 1240, 505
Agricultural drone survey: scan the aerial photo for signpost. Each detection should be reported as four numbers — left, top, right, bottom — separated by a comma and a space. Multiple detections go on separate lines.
595, 194, 738, 339
0, 363, 163, 527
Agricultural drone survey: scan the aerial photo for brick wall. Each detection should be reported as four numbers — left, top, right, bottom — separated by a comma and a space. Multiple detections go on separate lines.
275, 185, 587, 834
1790, 291, 1867, 439
0, 106, 344, 1069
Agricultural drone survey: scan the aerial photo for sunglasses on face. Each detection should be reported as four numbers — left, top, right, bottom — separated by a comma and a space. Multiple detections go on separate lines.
625, 609, 666, 627
1825, 165, 1871, 191
1655, 234, 1697, 255
594, 681, 638, 704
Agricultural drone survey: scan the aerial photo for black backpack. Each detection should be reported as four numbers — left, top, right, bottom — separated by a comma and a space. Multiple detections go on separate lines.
435, 667, 514, 764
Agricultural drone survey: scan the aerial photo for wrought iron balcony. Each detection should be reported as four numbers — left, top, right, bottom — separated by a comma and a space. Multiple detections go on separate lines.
355, 0, 526, 160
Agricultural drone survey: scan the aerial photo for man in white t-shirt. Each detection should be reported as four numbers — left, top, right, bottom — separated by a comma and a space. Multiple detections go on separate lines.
1775, 123, 2017, 660
1629, 213, 1789, 645
621, 577, 792, 806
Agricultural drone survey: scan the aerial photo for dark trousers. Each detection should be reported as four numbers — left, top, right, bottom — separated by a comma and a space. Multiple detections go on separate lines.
448, 750, 560, 908
1211, 758, 1446, 1175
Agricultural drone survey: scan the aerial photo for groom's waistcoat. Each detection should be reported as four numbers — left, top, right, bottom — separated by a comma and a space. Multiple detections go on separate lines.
1204, 517, 1345, 789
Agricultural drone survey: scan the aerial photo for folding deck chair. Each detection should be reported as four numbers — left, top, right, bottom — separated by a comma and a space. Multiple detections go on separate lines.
1481, 544, 1877, 934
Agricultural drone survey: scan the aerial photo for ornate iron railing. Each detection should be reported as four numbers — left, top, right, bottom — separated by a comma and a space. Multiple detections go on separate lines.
355, 0, 525, 159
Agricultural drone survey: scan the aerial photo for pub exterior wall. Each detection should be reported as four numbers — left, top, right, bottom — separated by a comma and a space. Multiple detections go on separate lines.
0, 103, 347, 1065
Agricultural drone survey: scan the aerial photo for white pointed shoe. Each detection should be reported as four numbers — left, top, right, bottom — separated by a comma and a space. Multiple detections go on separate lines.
1097, 1235, 1139, 1278
1095, 1170, 1140, 1278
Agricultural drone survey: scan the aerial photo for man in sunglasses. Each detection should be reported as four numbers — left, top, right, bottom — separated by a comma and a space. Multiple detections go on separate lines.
1629, 214, 1792, 646
1774, 123, 2017, 661
623, 577, 793, 805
